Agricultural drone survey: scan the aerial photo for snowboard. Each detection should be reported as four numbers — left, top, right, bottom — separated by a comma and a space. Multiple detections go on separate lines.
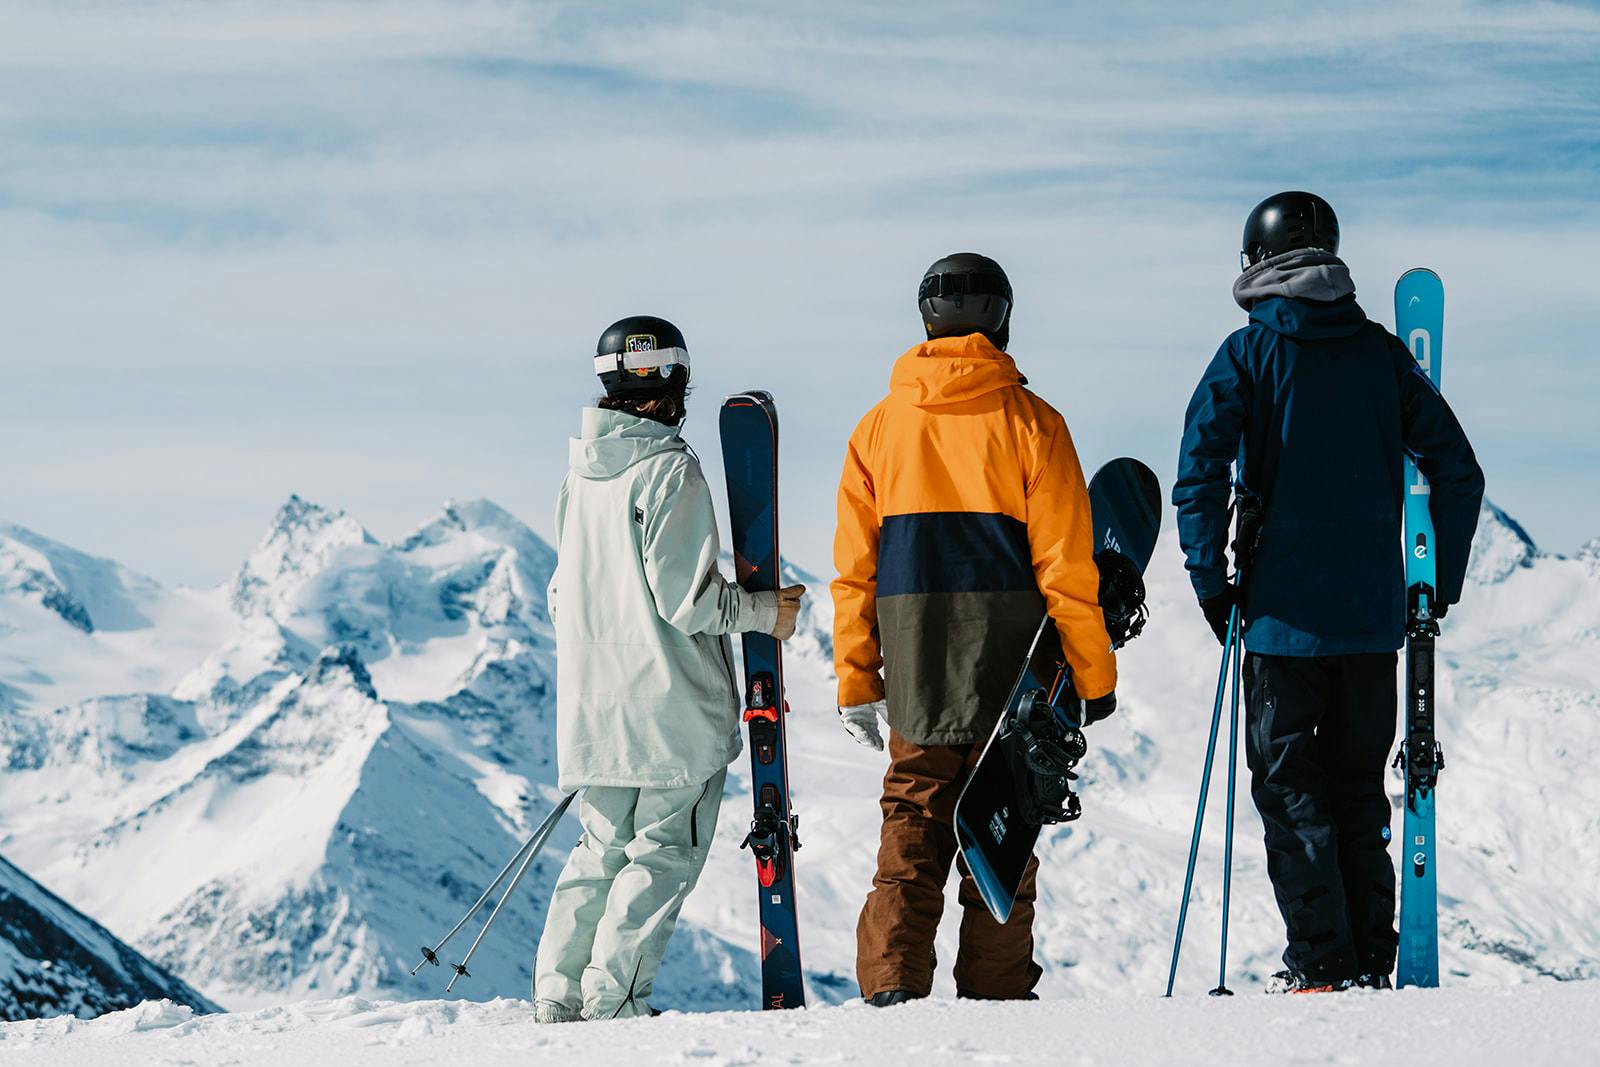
719, 391, 805, 1010
955, 457, 1162, 922
1394, 268, 1445, 989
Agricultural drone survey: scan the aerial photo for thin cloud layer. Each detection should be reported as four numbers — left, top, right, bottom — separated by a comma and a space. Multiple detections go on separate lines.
1, 1, 1596, 581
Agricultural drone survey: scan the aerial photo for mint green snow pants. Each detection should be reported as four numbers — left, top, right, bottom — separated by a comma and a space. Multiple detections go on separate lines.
532, 769, 725, 1020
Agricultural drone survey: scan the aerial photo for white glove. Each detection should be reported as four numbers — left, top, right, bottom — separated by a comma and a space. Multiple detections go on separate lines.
838, 701, 887, 752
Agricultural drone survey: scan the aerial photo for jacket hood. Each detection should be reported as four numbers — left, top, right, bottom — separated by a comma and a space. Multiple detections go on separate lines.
569, 407, 688, 479
1233, 247, 1356, 311
1249, 293, 1370, 340
888, 333, 1026, 408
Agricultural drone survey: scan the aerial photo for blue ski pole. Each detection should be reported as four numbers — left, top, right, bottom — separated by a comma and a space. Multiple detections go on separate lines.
1165, 596, 1241, 997
1210, 627, 1243, 997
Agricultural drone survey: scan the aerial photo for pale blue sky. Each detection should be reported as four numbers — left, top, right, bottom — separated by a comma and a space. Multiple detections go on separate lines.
2, 1, 1597, 584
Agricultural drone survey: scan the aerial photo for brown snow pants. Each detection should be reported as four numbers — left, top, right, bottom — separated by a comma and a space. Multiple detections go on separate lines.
856, 732, 1043, 999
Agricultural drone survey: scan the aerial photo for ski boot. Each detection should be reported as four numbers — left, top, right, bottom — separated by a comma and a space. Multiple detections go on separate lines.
1266, 970, 1353, 995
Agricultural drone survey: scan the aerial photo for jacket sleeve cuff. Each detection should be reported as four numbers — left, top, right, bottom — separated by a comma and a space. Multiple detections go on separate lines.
837, 673, 886, 708
1190, 570, 1229, 602
1073, 664, 1117, 702
743, 589, 780, 636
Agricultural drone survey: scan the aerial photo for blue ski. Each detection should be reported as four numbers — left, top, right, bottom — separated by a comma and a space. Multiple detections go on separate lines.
1394, 268, 1444, 989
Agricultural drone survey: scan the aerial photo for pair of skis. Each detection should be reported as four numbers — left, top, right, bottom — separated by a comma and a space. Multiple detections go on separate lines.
1394, 268, 1445, 989
720, 391, 807, 1011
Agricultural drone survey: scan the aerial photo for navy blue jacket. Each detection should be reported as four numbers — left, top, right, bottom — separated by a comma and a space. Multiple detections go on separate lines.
1174, 294, 1485, 656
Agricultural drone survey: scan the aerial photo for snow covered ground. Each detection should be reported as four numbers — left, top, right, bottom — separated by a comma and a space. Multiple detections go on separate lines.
3, 982, 1599, 1066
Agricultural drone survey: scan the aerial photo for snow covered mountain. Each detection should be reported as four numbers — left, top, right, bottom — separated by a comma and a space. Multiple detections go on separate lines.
0, 495, 1595, 1017
0, 500, 574, 1011
0, 852, 217, 1022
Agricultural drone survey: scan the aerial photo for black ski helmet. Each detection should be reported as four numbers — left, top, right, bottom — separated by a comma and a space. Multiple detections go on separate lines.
594, 315, 690, 399
1241, 191, 1340, 269
918, 253, 1013, 350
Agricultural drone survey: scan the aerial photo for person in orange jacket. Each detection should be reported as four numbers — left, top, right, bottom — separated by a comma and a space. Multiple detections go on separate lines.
831, 253, 1118, 1005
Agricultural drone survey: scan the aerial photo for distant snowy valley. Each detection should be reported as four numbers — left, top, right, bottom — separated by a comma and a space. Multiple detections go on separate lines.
1, 489, 1597, 1027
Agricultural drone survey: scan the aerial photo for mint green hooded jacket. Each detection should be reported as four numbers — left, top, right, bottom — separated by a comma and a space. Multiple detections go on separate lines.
549, 408, 778, 791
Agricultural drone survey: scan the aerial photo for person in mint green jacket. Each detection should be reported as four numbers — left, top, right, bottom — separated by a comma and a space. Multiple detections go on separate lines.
534, 315, 804, 1023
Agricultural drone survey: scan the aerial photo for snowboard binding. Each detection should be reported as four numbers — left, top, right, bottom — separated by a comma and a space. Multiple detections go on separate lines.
1004, 688, 1088, 826
1095, 550, 1148, 650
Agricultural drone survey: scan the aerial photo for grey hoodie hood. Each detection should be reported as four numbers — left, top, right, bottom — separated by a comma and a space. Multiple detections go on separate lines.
1233, 248, 1356, 311
569, 407, 688, 480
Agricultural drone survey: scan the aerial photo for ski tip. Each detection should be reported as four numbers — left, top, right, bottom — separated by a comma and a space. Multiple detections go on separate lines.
1394, 267, 1444, 295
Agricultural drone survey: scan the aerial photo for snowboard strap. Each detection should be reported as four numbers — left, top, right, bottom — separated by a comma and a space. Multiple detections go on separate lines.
1095, 549, 1149, 650
1003, 689, 1088, 826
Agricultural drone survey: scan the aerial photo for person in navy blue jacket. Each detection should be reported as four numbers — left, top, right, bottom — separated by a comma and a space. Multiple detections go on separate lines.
1174, 191, 1484, 992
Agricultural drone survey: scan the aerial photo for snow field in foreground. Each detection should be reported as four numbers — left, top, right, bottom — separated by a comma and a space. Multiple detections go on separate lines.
2, 982, 1599, 1067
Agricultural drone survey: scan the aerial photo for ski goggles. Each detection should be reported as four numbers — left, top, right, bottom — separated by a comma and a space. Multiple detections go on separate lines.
593, 346, 691, 377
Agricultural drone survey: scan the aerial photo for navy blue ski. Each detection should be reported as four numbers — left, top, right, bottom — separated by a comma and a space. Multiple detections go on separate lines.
720, 391, 805, 1010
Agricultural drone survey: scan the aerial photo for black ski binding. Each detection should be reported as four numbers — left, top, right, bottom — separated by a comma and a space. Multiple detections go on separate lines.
1392, 736, 1445, 792
1407, 582, 1442, 638
741, 785, 800, 886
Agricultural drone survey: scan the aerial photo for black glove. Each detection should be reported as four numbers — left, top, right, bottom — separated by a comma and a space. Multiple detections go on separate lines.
1199, 588, 1240, 646
1083, 691, 1117, 726
1433, 601, 1449, 621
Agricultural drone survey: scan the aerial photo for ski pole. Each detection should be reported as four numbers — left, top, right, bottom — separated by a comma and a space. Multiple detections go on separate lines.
1164, 601, 1240, 998
1211, 626, 1243, 998
413, 790, 577, 976
446, 790, 578, 992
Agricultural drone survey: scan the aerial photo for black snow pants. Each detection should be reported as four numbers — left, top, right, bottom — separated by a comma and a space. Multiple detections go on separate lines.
1243, 651, 1399, 983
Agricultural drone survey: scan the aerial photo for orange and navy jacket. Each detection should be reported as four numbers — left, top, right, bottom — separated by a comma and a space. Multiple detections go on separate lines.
831, 333, 1116, 746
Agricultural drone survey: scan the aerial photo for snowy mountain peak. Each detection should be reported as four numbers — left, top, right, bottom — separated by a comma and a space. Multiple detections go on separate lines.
1468, 499, 1542, 585
0, 525, 160, 635
0, 535, 93, 633
403, 500, 558, 584
406, 499, 531, 545
307, 645, 377, 701
229, 497, 375, 619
